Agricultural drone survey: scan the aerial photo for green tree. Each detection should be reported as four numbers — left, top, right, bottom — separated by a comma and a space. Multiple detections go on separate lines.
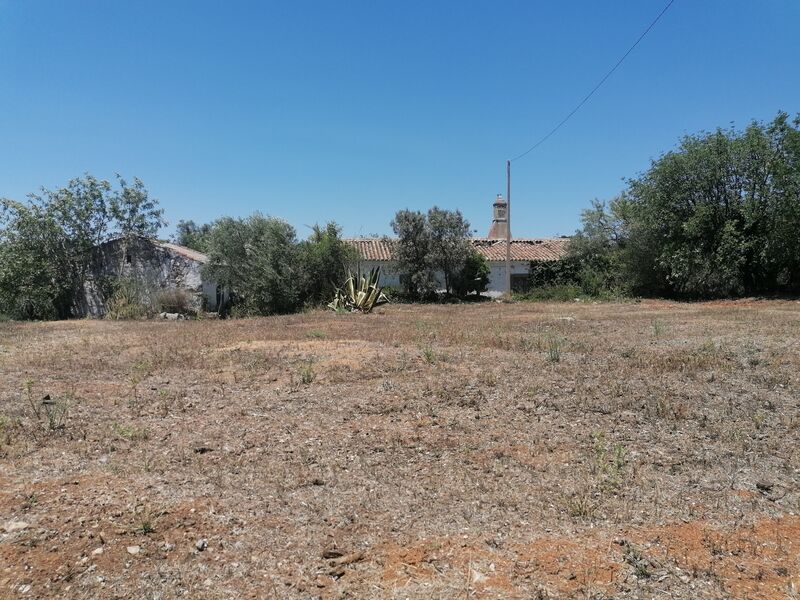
0, 174, 166, 319
298, 222, 357, 306
452, 249, 490, 297
390, 209, 435, 299
175, 220, 212, 252
0, 200, 73, 319
391, 207, 476, 298
202, 214, 301, 315
570, 112, 800, 298
109, 175, 166, 239
624, 113, 800, 296
30, 175, 113, 292
567, 197, 631, 295
426, 206, 472, 295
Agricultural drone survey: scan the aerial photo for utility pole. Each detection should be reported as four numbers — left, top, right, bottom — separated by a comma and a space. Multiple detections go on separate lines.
505, 160, 512, 294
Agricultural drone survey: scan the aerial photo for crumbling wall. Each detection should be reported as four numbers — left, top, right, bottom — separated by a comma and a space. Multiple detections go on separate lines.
78, 238, 207, 317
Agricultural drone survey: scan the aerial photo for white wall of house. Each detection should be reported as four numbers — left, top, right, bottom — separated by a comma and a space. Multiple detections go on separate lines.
358, 259, 529, 294
357, 260, 403, 288
486, 261, 530, 294
358, 260, 455, 291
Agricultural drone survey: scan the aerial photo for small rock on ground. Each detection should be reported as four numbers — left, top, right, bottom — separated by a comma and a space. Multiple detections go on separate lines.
4, 520, 29, 533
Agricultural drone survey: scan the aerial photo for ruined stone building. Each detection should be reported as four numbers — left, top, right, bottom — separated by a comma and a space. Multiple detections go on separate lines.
78, 236, 222, 317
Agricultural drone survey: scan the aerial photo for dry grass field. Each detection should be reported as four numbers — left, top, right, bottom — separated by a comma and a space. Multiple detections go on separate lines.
1, 300, 799, 599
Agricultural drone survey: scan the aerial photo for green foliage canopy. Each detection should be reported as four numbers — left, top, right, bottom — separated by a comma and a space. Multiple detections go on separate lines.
0, 174, 165, 319
201, 214, 300, 316
390, 209, 435, 299
200, 216, 355, 315
452, 250, 490, 297
391, 206, 478, 298
175, 220, 212, 252
298, 222, 358, 306
569, 112, 800, 298
426, 207, 472, 295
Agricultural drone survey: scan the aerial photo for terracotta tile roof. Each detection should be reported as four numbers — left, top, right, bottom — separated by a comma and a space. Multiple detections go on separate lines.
346, 237, 569, 262
346, 238, 396, 261
158, 242, 209, 264
472, 238, 570, 261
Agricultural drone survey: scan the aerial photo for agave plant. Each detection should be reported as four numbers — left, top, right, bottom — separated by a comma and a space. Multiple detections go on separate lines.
328, 267, 389, 313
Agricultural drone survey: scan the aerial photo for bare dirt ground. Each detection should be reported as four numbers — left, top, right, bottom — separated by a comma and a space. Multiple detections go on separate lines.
1, 300, 798, 599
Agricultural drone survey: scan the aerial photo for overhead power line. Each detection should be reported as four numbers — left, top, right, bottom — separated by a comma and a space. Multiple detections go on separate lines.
509, 0, 676, 162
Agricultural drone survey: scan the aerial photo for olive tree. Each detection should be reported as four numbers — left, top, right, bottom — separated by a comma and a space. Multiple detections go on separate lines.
202, 214, 302, 315
391, 206, 479, 298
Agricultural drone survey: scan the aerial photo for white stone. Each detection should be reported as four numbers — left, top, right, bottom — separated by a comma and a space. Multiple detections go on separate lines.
4, 520, 29, 533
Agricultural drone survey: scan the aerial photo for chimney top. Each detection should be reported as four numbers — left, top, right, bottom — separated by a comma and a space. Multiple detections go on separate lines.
488, 194, 510, 239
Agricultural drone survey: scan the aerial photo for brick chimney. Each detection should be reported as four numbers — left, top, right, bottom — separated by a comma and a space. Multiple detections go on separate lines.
487, 194, 510, 239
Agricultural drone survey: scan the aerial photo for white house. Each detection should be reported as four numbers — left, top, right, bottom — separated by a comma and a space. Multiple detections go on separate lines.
347, 195, 569, 294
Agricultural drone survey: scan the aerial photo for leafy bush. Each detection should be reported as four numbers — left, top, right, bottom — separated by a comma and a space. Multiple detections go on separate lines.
427, 207, 472, 295
202, 214, 301, 316
201, 217, 363, 316
298, 222, 358, 306
391, 210, 435, 299
0, 201, 73, 320
527, 257, 581, 289
155, 288, 193, 314
570, 112, 800, 298
522, 255, 623, 300
391, 207, 475, 298
452, 250, 490, 297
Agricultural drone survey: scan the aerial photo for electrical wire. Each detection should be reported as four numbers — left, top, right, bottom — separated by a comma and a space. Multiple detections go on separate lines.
509, 0, 676, 162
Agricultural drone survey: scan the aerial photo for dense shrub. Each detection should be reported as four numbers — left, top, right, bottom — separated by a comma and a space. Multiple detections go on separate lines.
390, 210, 435, 299
452, 250, 490, 297
527, 257, 581, 289
298, 223, 358, 306
201, 216, 355, 316
155, 288, 193, 314
201, 214, 300, 316
391, 207, 477, 298
569, 112, 800, 298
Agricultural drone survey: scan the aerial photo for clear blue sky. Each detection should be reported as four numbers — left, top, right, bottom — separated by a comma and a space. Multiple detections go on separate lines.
1, 1, 797, 239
